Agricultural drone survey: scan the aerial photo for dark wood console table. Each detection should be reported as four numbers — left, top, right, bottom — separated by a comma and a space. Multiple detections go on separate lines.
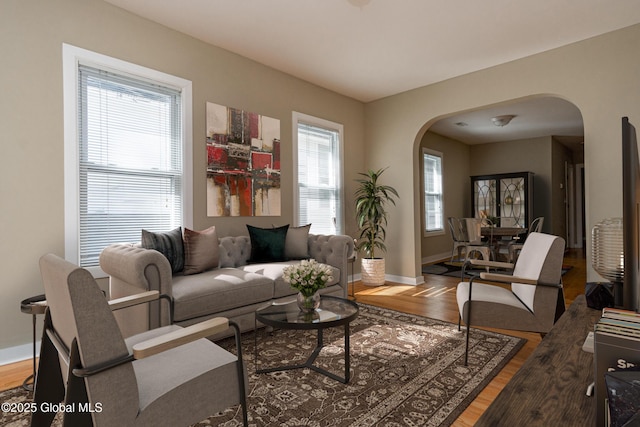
476, 295, 600, 426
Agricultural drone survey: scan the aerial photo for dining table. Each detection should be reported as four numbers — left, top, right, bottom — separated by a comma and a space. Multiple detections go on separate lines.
481, 226, 527, 238
481, 226, 527, 260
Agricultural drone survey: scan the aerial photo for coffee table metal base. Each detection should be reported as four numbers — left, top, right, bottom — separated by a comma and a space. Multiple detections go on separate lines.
255, 325, 351, 384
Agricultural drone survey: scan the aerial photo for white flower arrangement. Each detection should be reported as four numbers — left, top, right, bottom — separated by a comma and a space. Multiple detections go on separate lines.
283, 259, 334, 297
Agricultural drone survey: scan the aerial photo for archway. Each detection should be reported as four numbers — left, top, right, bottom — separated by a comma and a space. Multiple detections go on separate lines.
414, 95, 584, 266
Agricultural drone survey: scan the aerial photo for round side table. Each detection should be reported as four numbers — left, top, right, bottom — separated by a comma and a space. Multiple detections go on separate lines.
20, 295, 47, 392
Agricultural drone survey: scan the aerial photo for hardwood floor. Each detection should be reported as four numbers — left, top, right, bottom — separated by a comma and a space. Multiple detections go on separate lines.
351, 248, 586, 426
0, 249, 587, 425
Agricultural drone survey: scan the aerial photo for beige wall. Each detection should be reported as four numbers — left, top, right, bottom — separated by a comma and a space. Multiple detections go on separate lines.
420, 134, 575, 261
3, 0, 640, 359
366, 23, 640, 284
469, 136, 553, 234
551, 140, 574, 241
0, 0, 365, 358
468, 136, 576, 240
419, 132, 470, 261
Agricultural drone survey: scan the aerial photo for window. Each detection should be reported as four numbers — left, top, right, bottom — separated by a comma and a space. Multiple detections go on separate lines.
423, 148, 444, 235
63, 45, 192, 274
293, 112, 344, 235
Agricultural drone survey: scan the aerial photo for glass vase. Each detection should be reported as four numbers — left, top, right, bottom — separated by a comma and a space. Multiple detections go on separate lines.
296, 292, 320, 314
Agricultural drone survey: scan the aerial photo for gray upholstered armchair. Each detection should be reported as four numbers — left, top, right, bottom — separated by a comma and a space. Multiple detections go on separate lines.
33, 254, 248, 427
456, 232, 566, 365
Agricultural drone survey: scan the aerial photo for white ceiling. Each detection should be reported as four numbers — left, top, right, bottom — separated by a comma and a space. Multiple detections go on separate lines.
104, 0, 640, 103
428, 96, 584, 145
103, 0, 640, 144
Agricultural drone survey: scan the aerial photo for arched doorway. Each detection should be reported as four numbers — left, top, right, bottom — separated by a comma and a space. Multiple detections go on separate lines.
416, 95, 584, 265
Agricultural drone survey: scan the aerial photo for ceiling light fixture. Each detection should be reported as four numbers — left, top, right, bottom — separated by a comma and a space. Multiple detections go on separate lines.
491, 115, 516, 127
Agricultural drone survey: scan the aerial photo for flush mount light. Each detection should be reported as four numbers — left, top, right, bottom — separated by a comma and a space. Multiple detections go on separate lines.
491, 115, 516, 127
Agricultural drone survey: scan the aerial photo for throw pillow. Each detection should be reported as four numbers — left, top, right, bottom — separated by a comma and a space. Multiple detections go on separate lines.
183, 226, 219, 275
141, 227, 184, 273
285, 224, 311, 260
247, 224, 289, 263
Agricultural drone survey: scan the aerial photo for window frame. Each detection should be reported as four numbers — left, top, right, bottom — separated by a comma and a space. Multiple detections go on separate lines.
292, 112, 345, 235
63, 44, 193, 277
423, 147, 445, 237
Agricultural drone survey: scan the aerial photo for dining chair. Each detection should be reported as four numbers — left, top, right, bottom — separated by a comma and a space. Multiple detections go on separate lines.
461, 217, 493, 262
448, 217, 468, 262
448, 217, 492, 263
508, 217, 544, 263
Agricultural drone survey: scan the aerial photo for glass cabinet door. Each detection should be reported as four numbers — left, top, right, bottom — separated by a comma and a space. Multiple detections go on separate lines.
499, 176, 526, 227
471, 172, 533, 228
473, 178, 497, 219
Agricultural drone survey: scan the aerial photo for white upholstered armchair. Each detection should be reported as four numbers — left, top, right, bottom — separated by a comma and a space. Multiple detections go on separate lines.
456, 232, 566, 365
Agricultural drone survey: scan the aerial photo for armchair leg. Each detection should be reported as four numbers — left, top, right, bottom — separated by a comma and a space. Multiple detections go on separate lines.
31, 314, 65, 427
230, 321, 248, 427
64, 341, 92, 427
464, 280, 474, 366
554, 288, 566, 322
464, 320, 470, 366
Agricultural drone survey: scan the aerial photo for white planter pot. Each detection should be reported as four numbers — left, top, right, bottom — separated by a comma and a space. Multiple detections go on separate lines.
361, 258, 385, 286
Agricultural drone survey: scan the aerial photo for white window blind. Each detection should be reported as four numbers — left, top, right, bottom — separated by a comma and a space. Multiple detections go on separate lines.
424, 149, 444, 233
296, 119, 343, 235
77, 65, 183, 267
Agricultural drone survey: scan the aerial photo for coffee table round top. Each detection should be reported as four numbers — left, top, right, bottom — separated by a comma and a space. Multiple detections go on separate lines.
256, 295, 359, 330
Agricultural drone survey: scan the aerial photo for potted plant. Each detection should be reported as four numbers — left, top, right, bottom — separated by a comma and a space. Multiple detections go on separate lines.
355, 168, 399, 286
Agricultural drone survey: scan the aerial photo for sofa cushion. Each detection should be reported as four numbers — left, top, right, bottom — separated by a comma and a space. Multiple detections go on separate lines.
241, 262, 341, 299
183, 226, 219, 275
141, 227, 184, 273
247, 224, 289, 263
285, 224, 311, 260
218, 236, 251, 268
171, 268, 274, 321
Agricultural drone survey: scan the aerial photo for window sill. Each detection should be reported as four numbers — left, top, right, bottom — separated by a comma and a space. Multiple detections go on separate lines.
424, 229, 445, 238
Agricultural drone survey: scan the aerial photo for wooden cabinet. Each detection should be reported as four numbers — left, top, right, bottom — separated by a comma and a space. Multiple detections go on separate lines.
471, 172, 534, 228
476, 296, 598, 426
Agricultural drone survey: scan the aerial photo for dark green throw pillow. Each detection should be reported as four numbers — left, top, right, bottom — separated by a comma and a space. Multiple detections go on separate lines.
141, 227, 184, 273
247, 224, 289, 263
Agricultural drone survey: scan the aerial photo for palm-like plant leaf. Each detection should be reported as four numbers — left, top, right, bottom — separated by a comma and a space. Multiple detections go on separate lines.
354, 168, 399, 258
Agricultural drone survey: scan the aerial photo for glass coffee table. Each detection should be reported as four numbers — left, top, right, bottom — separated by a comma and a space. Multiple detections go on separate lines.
254, 295, 359, 383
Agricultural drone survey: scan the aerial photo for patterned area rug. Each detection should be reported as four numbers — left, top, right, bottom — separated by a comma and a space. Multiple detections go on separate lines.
422, 261, 486, 279
0, 304, 524, 427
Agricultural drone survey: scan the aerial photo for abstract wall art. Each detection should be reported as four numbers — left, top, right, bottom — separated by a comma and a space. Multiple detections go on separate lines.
206, 102, 281, 217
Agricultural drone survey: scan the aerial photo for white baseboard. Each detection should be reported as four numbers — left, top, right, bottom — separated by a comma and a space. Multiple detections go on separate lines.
0, 342, 40, 366
385, 274, 424, 286
422, 252, 450, 265
350, 272, 424, 287
349, 273, 361, 283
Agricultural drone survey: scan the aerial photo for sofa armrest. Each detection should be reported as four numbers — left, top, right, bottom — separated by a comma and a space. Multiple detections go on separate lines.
100, 244, 174, 334
308, 234, 355, 298
100, 244, 173, 296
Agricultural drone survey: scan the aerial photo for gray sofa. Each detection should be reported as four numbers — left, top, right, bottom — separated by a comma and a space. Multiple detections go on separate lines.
100, 233, 354, 338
